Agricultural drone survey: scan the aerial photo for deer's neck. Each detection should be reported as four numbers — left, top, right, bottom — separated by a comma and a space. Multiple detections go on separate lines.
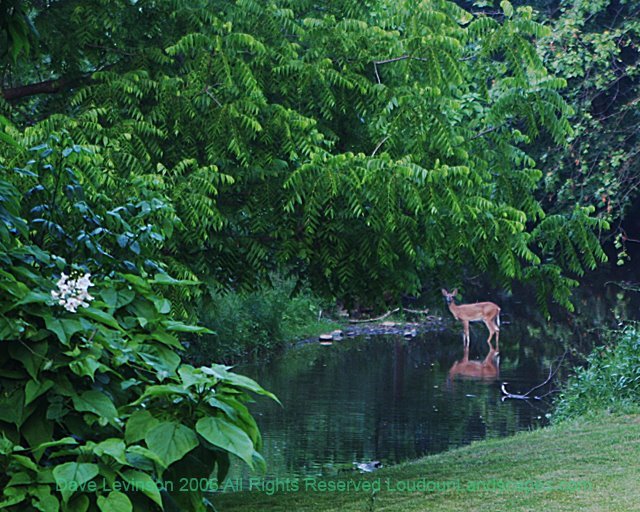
448, 302, 462, 318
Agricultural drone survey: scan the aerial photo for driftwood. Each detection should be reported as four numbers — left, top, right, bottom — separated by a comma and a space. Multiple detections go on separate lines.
501, 383, 541, 400
348, 308, 400, 324
501, 351, 567, 401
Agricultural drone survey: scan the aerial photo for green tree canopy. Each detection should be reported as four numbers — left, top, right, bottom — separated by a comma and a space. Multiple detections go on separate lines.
537, 0, 640, 265
2, 0, 608, 310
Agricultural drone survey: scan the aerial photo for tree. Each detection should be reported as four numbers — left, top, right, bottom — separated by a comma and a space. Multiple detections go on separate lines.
1, 0, 607, 312
537, 0, 640, 265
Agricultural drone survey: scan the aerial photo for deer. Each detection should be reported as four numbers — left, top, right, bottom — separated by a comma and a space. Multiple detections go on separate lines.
448, 346, 500, 381
441, 289, 501, 351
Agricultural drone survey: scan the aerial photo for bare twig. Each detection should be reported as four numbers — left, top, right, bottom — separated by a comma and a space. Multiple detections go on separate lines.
374, 62, 381, 84
372, 54, 430, 84
203, 86, 223, 107
371, 135, 390, 156
604, 280, 640, 292
501, 351, 567, 400
470, 126, 497, 140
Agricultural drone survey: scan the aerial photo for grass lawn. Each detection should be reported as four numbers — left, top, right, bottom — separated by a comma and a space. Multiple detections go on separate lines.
214, 414, 640, 512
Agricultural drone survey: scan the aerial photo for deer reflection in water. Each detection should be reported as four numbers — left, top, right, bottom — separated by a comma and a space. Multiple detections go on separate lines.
448, 346, 500, 382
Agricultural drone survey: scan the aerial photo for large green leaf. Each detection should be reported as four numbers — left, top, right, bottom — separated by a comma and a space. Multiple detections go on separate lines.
125, 410, 160, 444
44, 318, 88, 345
97, 491, 132, 512
203, 364, 279, 402
79, 307, 121, 329
131, 384, 191, 406
22, 405, 53, 459
0, 386, 25, 425
94, 438, 128, 465
212, 394, 262, 446
29, 485, 59, 512
125, 445, 166, 472
151, 273, 199, 285
149, 330, 182, 349
69, 356, 101, 381
9, 341, 47, 379
65, 494, 89, 512
99, 287, 118, 309
72, 390, 118, 422
151, 296, 171, 314
0, 487, 28, 508
14, 289, 52, 306
52, 462, 99, 502
138, 345, 180, 381
195, 417, 256, 467
44, 317, 68, 345
120, 470, 162, 507
178, 365, 210, 388
145, 421, 198, 468
161, 320, 213, 334
25, 379, 53, 406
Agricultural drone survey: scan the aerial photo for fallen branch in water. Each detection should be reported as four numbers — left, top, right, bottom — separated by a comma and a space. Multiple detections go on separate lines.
501, 383, 541, 400
348, 308, 400, 323
501, 351, 567, 401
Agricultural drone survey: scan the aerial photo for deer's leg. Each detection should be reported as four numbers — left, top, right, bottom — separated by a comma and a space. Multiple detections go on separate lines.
462, 320, 470, 348
483, 319, 496, 351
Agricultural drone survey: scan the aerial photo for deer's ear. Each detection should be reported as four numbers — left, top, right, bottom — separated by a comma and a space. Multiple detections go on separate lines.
452, 288, 458, 296
441, 289, 448, 296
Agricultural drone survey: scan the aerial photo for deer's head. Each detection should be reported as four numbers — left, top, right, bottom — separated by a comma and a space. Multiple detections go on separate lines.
441, 288, 458, 305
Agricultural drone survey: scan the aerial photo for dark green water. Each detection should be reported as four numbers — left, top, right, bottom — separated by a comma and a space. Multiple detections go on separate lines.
234, 271, 640, 479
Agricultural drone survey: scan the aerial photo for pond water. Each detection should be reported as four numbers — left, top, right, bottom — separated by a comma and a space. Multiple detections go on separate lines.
233, 269, 640, 479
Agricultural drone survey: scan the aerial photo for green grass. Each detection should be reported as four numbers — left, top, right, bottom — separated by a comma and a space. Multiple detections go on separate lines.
282, 318, 343, 343
214, 414, 640, 511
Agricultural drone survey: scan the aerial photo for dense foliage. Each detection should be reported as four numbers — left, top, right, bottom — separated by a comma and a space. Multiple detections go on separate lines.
193, 276, 338, 363
1, 0, 610, 312
553, 326, 640, 421
537, 0, 640, 263
1, 0, 637, 508
0, 136, 276, 511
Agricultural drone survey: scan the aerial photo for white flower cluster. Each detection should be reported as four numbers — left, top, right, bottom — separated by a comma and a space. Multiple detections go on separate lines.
51, 272, 95, 313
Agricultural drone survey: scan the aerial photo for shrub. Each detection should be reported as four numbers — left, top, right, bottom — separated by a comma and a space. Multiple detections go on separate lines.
553, 326, 640, 422
0, 137, 276, 511
189, 277, 337, 362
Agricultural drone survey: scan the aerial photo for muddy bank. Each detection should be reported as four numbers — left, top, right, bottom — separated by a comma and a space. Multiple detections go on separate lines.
296, 315, 447, 346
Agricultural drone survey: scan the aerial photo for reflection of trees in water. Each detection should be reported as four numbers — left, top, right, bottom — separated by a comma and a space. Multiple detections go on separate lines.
243, 335, 547, 476
234, 272, 640, 478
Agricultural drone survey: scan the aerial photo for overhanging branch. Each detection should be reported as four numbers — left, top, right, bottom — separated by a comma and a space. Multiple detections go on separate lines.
2, 62, 119, 102
1, 75, 87, 101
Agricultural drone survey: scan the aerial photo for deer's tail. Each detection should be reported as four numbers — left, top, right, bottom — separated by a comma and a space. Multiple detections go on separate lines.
496, 311, 501, 328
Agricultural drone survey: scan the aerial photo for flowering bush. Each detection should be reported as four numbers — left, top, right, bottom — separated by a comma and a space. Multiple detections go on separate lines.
51, 272, 95, 312
0, 140, 276, 511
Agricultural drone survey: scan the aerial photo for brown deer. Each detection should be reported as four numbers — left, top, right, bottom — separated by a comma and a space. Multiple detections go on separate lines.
448, 346, 500, 381
441, 289, 501, 351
